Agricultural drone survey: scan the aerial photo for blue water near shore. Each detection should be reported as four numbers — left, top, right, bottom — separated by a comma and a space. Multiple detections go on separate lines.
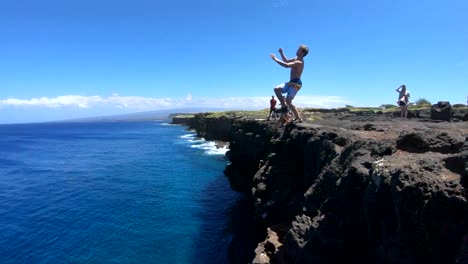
0, 121, 239, 263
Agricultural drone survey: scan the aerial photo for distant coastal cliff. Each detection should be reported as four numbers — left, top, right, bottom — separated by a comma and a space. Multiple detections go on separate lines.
171, 110, 468, 264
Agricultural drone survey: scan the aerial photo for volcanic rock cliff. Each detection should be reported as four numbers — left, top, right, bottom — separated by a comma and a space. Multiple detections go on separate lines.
172, 112, 468, 264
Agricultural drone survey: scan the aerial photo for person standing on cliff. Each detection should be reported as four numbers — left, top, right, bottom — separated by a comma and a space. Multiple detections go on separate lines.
396, 84, 410, 118
267, 95, 277, 121
270, 45, 309, 123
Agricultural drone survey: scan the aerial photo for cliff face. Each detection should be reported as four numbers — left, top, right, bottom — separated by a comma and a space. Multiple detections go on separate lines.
171, 113, 233, 141
172, 114, 468, 264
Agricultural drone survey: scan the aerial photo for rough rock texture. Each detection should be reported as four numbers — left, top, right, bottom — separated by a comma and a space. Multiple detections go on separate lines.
453, 108, 468, 122
171, 113, 234, 141
431, 101, 453, 122
170, 115, 197, 128
172, 111, 468, 264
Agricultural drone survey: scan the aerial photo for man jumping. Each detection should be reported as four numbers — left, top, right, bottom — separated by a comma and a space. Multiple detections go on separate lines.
270, 45, 309, 123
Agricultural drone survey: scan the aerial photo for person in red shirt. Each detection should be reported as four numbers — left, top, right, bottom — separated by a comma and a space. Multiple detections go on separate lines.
268, 95, 277, 121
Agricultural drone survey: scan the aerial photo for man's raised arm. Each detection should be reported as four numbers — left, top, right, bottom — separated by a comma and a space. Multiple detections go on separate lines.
270, 54, 300, 68
279, 48, 295, 63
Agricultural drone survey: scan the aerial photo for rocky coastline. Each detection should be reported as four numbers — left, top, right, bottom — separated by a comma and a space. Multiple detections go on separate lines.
171, 108, 468, 264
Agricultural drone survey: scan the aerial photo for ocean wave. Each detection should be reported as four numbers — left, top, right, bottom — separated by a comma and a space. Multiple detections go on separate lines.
180, 133, 205, 144
191, 141, 229, 155
180, 134, 229, 155
180, 133, 196, 139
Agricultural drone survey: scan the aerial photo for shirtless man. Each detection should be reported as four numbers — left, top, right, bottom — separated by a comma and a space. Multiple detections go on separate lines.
270, 45, 309, 122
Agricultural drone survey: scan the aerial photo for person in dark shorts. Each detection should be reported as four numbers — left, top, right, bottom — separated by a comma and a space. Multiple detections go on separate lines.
267, 95, 277, 121
396, 84, 410, 118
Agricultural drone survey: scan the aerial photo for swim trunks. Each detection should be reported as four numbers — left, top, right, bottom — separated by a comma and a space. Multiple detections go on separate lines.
277, 78, 302, 99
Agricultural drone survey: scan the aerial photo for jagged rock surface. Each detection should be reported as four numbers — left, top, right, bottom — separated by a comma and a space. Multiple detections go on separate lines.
172, 112, 468, 264
431, 101, 453, 122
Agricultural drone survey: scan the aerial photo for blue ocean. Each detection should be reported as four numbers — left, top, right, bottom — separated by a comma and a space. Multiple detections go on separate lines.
0, 121, 244, 264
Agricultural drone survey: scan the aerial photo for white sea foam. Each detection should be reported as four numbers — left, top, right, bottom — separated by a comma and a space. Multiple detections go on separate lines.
205, 144, 229, 155
191, 141, 229, 155
180, 133, 196, 139
180, 133, 205, 144
180, 133, 229, 155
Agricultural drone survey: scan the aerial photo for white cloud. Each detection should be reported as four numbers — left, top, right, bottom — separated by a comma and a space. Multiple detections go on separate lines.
0, 95, 102, 108
293, 95, 351, 108
0, 95, 182, 110
0, 94, 352, 123
0, 94, 350, 110
190, 95, 350, 109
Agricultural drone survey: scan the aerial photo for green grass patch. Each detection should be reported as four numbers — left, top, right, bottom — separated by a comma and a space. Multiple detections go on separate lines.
172, 114, 196, 118
205, 109, 269, 119
407, 106, 431, 111
347, 107, 381, 112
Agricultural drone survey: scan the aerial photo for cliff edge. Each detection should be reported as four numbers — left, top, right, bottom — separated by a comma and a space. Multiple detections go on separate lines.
172, 110, 468, 264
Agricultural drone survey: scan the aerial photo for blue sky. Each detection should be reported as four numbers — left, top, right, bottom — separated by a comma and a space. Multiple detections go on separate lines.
1, 0, 467, 123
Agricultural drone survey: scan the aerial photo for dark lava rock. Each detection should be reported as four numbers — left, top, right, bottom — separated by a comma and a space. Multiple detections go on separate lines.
431, 101, 453, 122
396, 130, 465, 154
